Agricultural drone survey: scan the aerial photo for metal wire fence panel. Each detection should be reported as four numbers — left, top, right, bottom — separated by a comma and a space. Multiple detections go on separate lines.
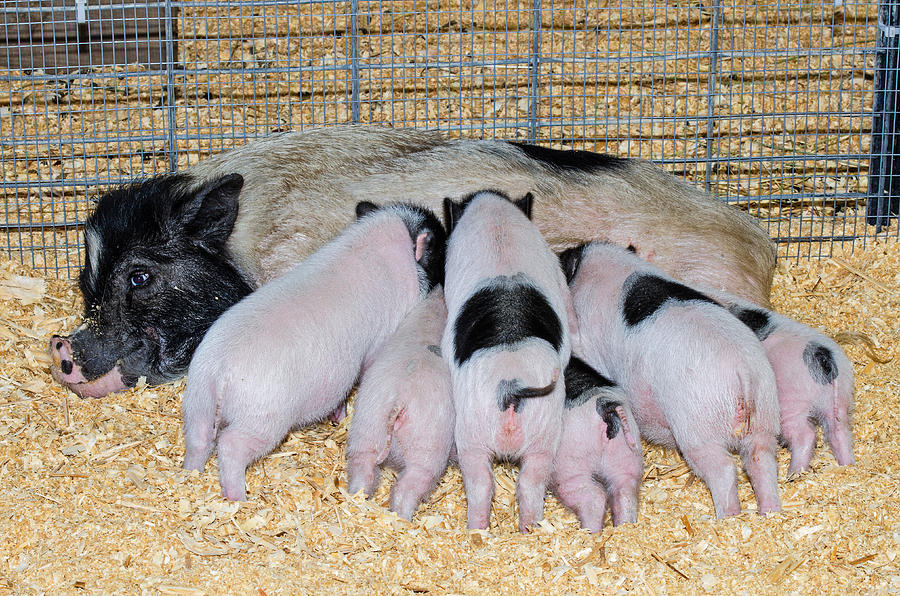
0, 0, 896, 277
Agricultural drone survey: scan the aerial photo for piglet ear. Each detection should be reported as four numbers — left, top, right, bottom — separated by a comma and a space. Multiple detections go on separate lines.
443, 197, 463, 234
176, 173, 243, 247
355, 201, 379, 219
558, 244, 586, 284
414, 229, 445, 288
414, 230, 432, 263
513, 192, 534, 219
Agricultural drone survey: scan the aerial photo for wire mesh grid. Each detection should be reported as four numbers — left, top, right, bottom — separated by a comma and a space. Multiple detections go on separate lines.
0, 0, 896, 277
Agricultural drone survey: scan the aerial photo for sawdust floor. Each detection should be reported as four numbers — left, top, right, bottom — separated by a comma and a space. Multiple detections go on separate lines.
0, 228, 898, 594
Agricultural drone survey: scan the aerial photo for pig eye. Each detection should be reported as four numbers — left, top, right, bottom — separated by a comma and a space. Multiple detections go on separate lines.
129, 271, 151, 288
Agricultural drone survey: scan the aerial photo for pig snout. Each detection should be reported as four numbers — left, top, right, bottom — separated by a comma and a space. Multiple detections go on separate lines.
49, 336, 78, 378
48, 335, 127, 398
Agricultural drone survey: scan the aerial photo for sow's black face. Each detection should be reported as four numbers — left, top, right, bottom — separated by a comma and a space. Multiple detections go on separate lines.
65, 173, 253, 392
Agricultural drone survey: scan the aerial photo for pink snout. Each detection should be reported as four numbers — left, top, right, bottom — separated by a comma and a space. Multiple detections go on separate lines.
48, 335, 127, 398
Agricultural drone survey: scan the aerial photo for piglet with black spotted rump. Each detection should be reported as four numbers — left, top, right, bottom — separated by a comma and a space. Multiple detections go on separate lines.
561, 242, 781, 518
182, 201, 446, 501
346, 286, 454, 520
551, 356, 643, 532
709, 291, 855, 474
441, 190, 576, 532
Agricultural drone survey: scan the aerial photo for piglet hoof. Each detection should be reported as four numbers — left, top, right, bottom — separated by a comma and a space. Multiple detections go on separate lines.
833, 453, 856, 467
182, 459, 206, 472
786, 467, 808, 480
756, 502, 782, 516
466, 518, 489, 531
714, 504, 742, 519
221, 486, 248, 502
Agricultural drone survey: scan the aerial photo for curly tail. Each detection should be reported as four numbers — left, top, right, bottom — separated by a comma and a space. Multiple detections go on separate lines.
496, 374, 558, 413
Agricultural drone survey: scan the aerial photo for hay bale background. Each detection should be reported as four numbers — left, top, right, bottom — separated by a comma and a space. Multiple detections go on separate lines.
0, 220, 897, 592
0, 0, 881, 276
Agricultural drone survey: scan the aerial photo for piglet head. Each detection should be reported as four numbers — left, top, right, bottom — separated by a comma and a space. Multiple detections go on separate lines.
356, 200, 447, 291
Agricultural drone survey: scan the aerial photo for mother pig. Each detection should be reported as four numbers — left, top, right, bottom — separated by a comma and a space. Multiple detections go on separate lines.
49, 125, 775, 397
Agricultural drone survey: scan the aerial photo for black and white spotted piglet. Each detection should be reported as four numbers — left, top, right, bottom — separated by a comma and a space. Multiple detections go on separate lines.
709, 291, 855, 475
441, 190, 576, 532
550, 356, 643, 532
561, 242, 781, 518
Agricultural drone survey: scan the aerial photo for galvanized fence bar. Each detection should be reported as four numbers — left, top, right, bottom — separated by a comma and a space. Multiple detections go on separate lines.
528, 0, 542, 144
704, 0, 722, 194
165, 0, 178, 173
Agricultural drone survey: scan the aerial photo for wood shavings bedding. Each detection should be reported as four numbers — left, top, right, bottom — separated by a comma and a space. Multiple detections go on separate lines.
0, 228, 897, 593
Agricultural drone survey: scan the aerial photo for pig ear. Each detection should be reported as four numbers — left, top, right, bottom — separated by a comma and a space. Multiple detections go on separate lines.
176, 174, 243, 247
558, 244, 586, 284
513, 192, 534, 219
443, 197, 464, 234
414, 230, 434, 263
355, 201, 379, 220
413, 229, 445, 287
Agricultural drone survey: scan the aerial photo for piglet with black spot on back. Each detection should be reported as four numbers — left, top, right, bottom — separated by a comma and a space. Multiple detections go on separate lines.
707, 290, 855, 475
181, 201, 446, 501
561, 242, 781, 518
441, 190, 578, 532
551, 356, 643, 532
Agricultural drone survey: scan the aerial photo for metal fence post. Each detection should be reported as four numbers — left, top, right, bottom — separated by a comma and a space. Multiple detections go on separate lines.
527, 0, 543, 143
164, 0, 177, 173
350, 0, 360, 124
704, 0, 722, 194
867, 0, 900, 231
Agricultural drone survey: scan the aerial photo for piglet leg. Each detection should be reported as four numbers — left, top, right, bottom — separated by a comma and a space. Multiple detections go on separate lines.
602, 408, 642, 525
182, 377, 218, 472
741, 436, 782, 515
458, 447, 495, 530
346, 450, 381, 498
680, 444, 741, 518
216, 427, 272, 501
606, 474, 641, 526
554, 471, 609, 533
823, 414, 855, 467
516, 450, 553, 533
183, 430, 215, 473
781, 413, 817, 475
346, 408, 397, 497
390, 457, 446, 520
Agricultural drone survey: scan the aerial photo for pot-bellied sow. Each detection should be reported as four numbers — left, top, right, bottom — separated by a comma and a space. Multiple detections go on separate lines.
48, 125, 776, 398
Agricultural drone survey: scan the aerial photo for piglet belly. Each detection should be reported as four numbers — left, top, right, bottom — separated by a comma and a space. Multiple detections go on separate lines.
628, 382, 674, 447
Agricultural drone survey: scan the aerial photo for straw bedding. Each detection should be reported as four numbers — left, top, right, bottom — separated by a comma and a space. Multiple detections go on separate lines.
0, 216, 897, 593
